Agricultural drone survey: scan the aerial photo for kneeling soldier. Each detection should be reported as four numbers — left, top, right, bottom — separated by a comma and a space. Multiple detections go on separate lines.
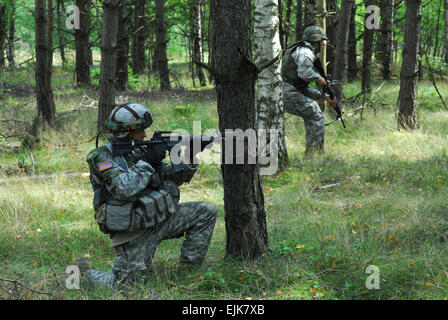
78, 103, 218, 288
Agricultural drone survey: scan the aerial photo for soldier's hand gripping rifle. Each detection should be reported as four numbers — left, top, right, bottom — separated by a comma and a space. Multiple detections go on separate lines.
111, 131, 214, 166
313, 58, 346, 129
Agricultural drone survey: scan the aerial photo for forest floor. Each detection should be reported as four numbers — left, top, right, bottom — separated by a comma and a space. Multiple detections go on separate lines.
0, 63, 447, 300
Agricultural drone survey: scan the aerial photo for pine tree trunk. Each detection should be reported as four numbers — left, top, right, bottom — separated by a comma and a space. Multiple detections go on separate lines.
347, 3, 358, 82
35, 0, 56, 127
444, 0, 448, 62
332, 0, 353, 102
296, 0, 303, 41
75, 0, 92, 85
116, 3, 129, 91
132, 0, 146, 74
47, 0, 54, 70
98, 0, 120, 130
379, 0, 394, 80
362, 0, 375, 93
0, 5, 7, 70
211, 0, 268, 259
191, 0, 206, 86
326, 0, 338, 75
398, 0, 422, 130
433, 0, 443, 57
7, 0, 15, 68
56, 0, 66, 67
304, 0, 316, 28
284, 0, 293, 49
254, 0, 289, 170
155, 0, 171, 91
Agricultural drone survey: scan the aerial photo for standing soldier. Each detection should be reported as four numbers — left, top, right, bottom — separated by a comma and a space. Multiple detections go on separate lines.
282, 26, 338, 159
76, 103, 218, 288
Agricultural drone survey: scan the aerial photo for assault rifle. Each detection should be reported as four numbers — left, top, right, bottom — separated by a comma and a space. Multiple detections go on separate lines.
313, 58, 346, 129
111, 131, 214, 157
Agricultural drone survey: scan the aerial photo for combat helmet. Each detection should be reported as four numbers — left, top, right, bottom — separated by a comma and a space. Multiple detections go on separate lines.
302, 26, 328, 43
105, 103, 153, 140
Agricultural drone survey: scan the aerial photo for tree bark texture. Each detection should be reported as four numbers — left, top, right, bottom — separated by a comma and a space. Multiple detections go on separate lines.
303, 0, 316, 28
116, 2, 130, 91
379, 0, 394, 79
75, 0, 92, 85
210, 0, 268, 259
332, 0, 353, 102
56, 0, 66, 66
0, 5, 7, 70
132, 0, 146, 74
347, 3, 358, 82
190, 0, 207, 86
98, 0, 120, 130
254, 0, 289, 170
326, 0, 338, 76
362, 0, 375, 93
35, 0, 56, 127
443, 0, 448, 62
398, 0, 422, 130
295, 0, 303, 41
155, 0, 171, 91
7, 0, 15, 68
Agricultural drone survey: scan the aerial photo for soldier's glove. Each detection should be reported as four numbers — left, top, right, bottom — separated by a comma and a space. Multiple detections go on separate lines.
149, 172, 162, 189
140, 143, 167, 168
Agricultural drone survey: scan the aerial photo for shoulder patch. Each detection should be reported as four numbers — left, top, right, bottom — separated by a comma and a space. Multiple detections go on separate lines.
98, 160, 113, 172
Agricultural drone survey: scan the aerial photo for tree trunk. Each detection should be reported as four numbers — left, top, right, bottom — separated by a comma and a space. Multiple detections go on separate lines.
326, 0, 338, 75
444, 0, 448, 62
347, 2, 357, 82
132, 0, 146, 74
56, 0, 66, 67
191, 0, 207, 86
211, 0, 268, 259
254, 0, 289, 170
379, 0, 394, 80
154, 0, 171, 91
433, 0, 443, 57
7, 0, 15, 68
283, 0, 293, 49
116, 2, 129, 91
35, 0, 56, 127
398, 0, 422, 130
0, 5, 7, 70
47, 0, 54, 70
98, 0, 120, 130
332, 0, 353, 102
296, 0, 303, 41
75, 0, 92, 85
362, 0, 375, 93
303, 0, 317, 29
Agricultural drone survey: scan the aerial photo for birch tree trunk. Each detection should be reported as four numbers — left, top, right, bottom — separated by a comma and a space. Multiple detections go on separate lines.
211, 0, 268, 259
97, 0, 120, 130
398, 0, 422, 130
190, 0, 206, 86
332, 0, 353, 102
254, 0, 289, 170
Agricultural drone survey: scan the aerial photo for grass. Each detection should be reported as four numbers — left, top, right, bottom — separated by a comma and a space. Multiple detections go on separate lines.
0, 61, 447, 300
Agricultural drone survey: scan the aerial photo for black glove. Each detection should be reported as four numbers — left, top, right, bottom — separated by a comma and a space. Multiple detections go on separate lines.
140, 144, 167, 168
149, 172, 161, 189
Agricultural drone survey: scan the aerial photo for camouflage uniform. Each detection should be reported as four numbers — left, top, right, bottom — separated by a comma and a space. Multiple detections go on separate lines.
282, 41, 326, 157
85, 141, 218, 287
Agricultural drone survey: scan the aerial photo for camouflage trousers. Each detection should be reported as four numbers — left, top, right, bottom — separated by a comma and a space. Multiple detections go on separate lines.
111, 201, 218, 284
282, 82, 325, 155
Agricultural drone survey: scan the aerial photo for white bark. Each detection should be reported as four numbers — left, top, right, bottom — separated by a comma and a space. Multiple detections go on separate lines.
254, 0, 289, 169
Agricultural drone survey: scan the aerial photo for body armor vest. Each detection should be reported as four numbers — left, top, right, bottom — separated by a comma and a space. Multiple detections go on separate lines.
281, 41, 316, 91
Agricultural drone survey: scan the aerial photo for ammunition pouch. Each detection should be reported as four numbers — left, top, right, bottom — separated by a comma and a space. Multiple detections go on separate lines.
95, 188, 178, 234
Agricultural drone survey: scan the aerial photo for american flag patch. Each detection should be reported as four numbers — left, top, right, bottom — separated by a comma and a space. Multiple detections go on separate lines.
98, 160, 113, 172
